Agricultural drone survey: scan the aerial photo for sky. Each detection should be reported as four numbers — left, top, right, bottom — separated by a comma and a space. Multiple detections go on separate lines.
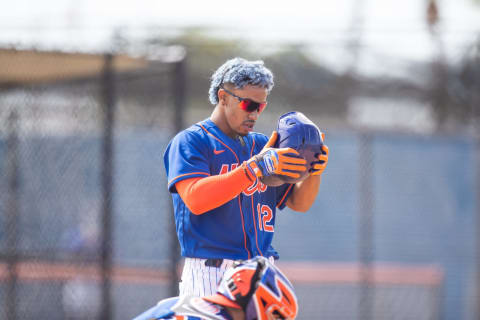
1, 0, 480, 76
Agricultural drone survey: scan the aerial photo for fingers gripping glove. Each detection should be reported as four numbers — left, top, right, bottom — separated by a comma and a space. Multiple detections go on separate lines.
310, 144, 329, 176
272, 111, 327, 183
245, 147, 307, 179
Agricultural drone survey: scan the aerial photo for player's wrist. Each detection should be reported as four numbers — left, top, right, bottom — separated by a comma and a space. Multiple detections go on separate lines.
242, 161, 257, 181
245, 159, 263, 178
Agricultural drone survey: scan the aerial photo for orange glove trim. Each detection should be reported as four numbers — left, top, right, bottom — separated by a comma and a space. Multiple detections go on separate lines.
273, 148, 307, 178
247, 131, 307, 179
311, 145, 329, 176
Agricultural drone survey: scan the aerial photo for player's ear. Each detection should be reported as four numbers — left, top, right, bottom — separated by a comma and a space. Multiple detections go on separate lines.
218, 88, 228, 106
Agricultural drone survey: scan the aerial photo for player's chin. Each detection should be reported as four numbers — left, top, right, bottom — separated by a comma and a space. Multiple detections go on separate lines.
239, 122, 254, 135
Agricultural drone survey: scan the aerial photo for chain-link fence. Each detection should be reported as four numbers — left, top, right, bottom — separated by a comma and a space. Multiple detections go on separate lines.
0, 42, 479, 320
273, 130, 474, 320
0, 51, 184, 320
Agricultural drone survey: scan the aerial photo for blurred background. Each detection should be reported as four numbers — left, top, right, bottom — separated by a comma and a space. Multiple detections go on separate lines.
0, 0, 479, 319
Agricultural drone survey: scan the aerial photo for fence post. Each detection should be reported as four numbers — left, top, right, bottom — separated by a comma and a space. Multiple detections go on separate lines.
5, 110, 19, 320
474, 48, 480, 320
168, 56, 187, 297
359, 132, 374, 320
100, 53, 116, 320
476, 131, 480, 320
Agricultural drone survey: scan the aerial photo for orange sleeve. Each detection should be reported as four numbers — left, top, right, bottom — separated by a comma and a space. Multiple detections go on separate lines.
175, 162, 256, 215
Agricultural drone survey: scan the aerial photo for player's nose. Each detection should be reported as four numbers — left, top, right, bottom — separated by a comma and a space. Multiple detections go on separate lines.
248, 110, 259, 121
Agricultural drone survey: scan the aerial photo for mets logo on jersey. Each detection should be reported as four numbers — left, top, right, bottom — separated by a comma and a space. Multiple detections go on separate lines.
219, 163, 267, 196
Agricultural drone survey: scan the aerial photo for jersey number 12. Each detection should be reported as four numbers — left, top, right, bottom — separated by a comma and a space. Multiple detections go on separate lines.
257, 204, 274, 232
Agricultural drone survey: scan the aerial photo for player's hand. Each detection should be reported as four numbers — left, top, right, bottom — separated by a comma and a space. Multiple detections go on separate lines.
263, 131, 278, 149
245, 131, 307, 179
310, 144, 329, 176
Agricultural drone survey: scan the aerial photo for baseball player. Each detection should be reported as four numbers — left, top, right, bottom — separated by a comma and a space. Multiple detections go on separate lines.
132, 256, 298, 320
164, 57, 329, 297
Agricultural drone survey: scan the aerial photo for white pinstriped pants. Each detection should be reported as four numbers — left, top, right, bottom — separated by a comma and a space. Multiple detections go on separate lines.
179, 257, 275, 297
179, 258, 235, 297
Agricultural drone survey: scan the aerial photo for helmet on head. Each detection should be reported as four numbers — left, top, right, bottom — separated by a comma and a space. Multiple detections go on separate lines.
204, 256, 298, 320
274, 111, 324, 184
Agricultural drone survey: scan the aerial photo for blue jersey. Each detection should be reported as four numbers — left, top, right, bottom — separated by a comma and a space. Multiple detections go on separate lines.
133, 296, 232, 320
164, 118, 294, 260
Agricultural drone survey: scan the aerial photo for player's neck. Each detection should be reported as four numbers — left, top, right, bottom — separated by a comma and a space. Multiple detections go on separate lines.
210, 107, 239, 140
